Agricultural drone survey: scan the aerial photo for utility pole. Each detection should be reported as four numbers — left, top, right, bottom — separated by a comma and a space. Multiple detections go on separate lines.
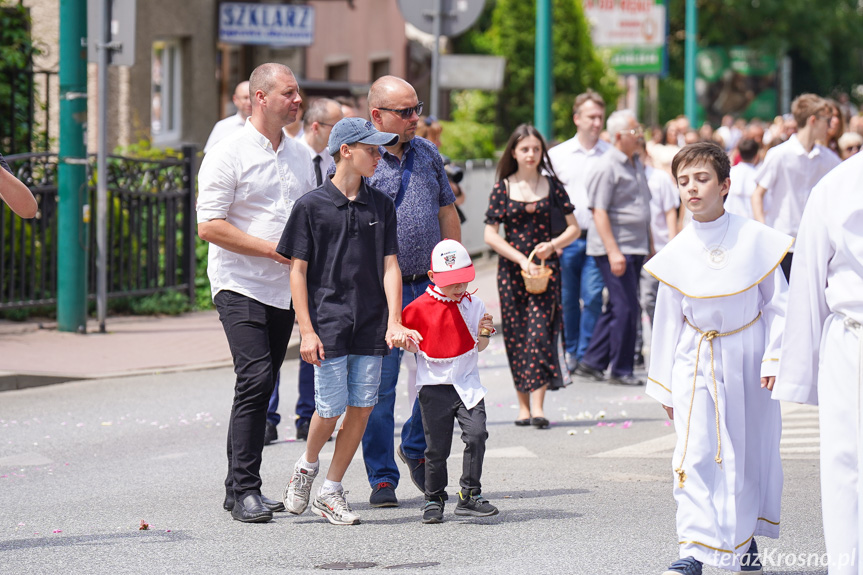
58, 0, 89, 333
534, 0, 552, 140
684, 0, 697, 127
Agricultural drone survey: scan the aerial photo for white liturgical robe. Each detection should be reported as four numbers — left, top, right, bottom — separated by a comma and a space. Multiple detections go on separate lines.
645, 211, 792, 570
773, 153, 863, 575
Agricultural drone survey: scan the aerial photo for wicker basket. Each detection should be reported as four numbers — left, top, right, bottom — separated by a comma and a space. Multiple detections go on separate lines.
520, 248, 552, 294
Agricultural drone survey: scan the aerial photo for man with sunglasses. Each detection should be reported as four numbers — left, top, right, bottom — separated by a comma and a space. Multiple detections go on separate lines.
360, 75, 461, 508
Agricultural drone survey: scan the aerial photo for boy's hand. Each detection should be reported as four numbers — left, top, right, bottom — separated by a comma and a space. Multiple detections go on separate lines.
386, 322, 422, 350
300, 332, 325, 367
761, 376, 775, 390
663, 405, 674, 420
478, 313, 494, 334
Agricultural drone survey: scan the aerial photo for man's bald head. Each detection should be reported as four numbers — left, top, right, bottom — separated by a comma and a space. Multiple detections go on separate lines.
367, 76, 416, 111
249, 63, 294, 109
232, 81, 252, 118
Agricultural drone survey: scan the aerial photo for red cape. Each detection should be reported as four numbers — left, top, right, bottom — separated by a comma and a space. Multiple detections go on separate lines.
402, 290, 476, 361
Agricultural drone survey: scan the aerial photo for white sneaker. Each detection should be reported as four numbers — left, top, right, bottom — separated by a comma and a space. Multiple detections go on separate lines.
283, 461, 318, 514
312, 489, 361, 525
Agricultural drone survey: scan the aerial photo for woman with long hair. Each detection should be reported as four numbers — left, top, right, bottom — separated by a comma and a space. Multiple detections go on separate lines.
483, 124, 581, 429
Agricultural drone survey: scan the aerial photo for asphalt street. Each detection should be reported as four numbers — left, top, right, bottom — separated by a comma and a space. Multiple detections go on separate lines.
0, 337, 827, 574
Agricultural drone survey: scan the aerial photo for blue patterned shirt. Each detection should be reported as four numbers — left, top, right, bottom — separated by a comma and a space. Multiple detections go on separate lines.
372, 137, 455, 276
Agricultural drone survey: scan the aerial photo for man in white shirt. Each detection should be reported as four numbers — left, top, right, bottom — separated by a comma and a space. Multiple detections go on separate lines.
203, 81, 252, 153
197, 63, 314, 523
548, 90, 610, 373
725, 138, 760, 219
752, 93, 841, 280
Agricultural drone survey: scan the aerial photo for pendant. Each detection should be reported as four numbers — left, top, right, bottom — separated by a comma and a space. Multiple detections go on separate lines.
704, 244, 729, 269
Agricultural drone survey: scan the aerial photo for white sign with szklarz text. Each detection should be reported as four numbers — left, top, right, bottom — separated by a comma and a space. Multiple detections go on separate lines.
219, 3, 314, 46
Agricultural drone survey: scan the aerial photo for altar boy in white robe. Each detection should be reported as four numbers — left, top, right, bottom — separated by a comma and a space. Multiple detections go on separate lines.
645, 142, 791, 575
772, 152, 863, 575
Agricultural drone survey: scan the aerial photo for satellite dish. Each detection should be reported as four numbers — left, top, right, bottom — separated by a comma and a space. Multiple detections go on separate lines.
397, 0, 486, 37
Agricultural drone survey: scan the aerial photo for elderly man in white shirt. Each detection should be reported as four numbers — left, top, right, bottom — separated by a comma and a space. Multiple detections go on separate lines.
197, 63, 314, 524
548, 90, 610, 373
203, 81, 253, 154
752, 93, 841, 280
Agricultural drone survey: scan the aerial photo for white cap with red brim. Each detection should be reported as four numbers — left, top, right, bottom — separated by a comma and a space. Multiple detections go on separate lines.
430, 239, 475, 287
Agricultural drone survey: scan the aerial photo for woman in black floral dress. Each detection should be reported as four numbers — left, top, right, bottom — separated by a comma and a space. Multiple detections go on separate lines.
484, 124, 581, 429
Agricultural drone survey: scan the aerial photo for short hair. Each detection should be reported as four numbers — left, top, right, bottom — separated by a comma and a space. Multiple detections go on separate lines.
791, 94, 831, 128
248, 63, 293, 105
672, 141, 730, 181
573, 90, 606, 115
303, 98, 340, 129
334, 95, 358, 109
839, 130, 863, 150
737, 138, 759, 163
367, 75, 414, 111
606, 109, 636, 139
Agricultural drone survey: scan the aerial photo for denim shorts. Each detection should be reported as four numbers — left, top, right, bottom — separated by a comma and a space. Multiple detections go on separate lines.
314, 354, 382, 418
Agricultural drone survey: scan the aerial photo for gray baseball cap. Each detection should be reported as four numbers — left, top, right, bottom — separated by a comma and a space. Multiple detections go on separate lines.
327, 117, 399, 155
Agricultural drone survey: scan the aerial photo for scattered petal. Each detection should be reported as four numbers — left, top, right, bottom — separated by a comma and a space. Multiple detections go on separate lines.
596, 410, 607, 419
52, 530, 62, 534
139, 520, 150, 531
608, 422, 616, 428
622, 421, 633, 429
596, 422, 605, 427
584, 429, 592, 434
101, 422, 112, 426
664, 421, 672, 427
620, 410, 628, 417
567, 430, 576, 436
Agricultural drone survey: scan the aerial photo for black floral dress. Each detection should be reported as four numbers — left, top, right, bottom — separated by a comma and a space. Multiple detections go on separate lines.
484, 177, 574, 392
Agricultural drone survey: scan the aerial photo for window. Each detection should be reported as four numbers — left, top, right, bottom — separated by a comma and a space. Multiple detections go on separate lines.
370, 59, 390, 81
151, 40, 182, 143
326, 62, 349, 82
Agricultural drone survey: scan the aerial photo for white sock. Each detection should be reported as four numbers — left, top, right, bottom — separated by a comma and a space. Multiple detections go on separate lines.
299, 454, 319, 471
319, 479, 342, 495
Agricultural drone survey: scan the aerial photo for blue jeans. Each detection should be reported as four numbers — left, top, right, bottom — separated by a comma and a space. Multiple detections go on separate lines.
560, 238, 605, 359
362, 277, 431, 488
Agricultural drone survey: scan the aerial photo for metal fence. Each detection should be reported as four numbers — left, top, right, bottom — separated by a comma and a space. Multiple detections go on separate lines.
1, 147, 197, 310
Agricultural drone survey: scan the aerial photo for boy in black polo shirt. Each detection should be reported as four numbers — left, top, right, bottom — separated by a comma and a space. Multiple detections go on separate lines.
277, 118, 421, 525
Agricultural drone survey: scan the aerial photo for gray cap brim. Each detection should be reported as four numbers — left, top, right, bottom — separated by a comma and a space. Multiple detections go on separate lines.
358, 132, 399, 148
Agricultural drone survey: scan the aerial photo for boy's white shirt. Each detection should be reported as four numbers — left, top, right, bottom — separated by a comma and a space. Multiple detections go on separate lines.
642, 211, 791, 568
770, 153, 863, 574
410, 286, 489, 410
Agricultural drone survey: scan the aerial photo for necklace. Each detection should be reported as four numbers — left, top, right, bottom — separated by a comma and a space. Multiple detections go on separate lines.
698, 213, 731, 269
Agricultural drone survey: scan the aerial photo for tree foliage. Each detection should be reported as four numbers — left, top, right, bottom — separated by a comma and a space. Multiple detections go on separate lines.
453, 0, 621, 145
665, 0, 863, 104
0, 2, 39, 154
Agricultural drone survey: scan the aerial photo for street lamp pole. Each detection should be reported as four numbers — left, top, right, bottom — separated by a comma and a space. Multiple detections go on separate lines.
534, 0, 552, 140
684, 0, 697, 127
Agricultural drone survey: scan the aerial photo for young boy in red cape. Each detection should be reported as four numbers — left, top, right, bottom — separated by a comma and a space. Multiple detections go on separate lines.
392, 239, 499, 524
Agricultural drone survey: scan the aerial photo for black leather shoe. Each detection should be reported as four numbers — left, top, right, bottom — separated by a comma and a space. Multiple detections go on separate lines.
531, 416, 550, 429
231, 493, 274, 523
608, 373, 645, 386
572, 363, 605, 381
296, 420, 309, 441
264, 421, 278, 445
224, 492, 285, 513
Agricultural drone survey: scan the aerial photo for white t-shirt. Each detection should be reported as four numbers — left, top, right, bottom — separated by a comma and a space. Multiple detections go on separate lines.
197, 122, 315, 309
754, 134, 840, 242
646, 165, 679, 251
203, 113, 246, 154
413, 287, 490, 410
548, 136, 611, 230
726, 162, 760, 219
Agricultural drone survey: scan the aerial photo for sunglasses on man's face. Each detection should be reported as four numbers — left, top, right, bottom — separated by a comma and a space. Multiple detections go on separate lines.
376, 101, 424, 120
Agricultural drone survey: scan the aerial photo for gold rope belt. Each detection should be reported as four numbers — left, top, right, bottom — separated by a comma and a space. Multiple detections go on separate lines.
675, 311, 763, 488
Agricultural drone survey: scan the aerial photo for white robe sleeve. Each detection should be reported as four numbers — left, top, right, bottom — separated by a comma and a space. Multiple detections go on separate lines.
647, 282, 684, 407
757, 266, 789, 379
772, 197, 831, 406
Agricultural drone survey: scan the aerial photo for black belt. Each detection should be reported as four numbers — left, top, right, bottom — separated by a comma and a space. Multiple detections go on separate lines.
580, 230, 588, 240
402, 273, 427, 284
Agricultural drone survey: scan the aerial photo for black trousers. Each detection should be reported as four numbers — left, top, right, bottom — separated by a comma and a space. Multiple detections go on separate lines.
418, 385, 488, 501
215, 290, 294, 501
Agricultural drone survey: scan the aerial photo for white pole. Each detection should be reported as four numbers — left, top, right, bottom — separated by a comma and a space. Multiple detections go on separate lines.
96, 0, 110, 332
430, 0, 442, 119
